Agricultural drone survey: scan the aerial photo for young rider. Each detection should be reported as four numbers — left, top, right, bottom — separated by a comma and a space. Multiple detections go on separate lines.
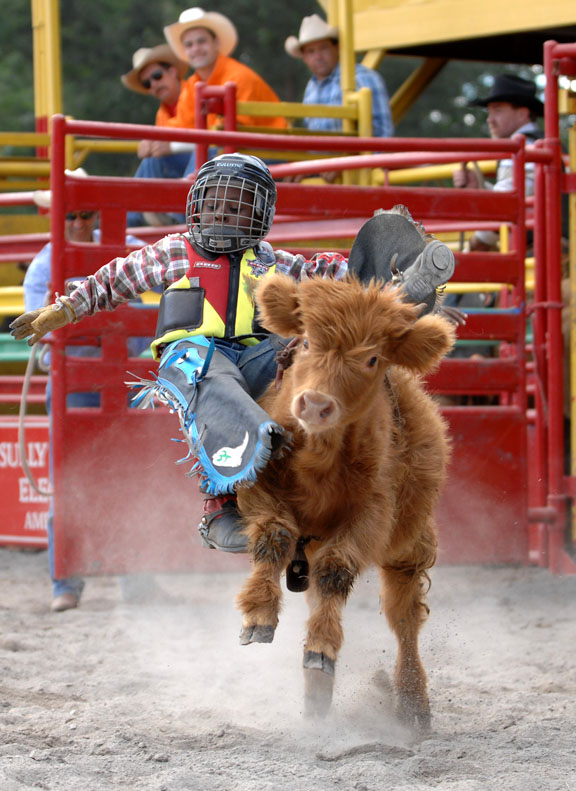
10, 154, 455, 554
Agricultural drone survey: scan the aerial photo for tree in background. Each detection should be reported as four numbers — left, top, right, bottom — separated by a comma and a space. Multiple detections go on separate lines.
60, 0, 315, 127
0, 3, 34, 132
0, 0, 549, 173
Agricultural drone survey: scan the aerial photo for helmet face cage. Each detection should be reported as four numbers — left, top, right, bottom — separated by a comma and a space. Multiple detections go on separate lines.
186, 155, 276, 253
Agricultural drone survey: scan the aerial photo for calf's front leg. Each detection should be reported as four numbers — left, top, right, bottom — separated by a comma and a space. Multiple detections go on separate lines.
303, 550, 358, 717
236, 510, 297, 645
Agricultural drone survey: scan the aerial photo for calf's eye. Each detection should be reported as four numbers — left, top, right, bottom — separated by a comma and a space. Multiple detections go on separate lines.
367, 356, 378, 368
302, 338, 309, 350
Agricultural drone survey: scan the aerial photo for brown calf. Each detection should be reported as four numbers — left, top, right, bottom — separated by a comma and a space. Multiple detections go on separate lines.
236, 274, 455, 728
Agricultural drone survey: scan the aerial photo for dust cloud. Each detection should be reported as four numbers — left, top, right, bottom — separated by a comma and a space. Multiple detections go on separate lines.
1, 550, 575, 790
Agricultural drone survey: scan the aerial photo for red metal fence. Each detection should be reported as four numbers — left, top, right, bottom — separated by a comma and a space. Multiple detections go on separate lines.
4, 53, 576, 573
43, 113, 554, 578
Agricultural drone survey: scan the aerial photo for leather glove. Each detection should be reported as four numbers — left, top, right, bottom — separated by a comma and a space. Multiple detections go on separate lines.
9, 296, 77, 346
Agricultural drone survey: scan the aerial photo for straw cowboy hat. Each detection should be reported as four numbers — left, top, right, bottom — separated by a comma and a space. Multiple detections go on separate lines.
164, 7, 238, 62
33, 169, 88, 210
471, 74, 544, 116
285, 14, 339, 59
121, 45, 188, 95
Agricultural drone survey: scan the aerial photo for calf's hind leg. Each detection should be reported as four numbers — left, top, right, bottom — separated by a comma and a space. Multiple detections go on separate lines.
379, 563, 433, 731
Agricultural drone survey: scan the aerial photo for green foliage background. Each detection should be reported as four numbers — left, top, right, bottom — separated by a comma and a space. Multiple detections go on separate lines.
0, 0, 544, 172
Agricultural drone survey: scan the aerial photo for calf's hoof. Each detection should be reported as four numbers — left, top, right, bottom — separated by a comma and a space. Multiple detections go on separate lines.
303, 651, 335, 718
397, 692, 432, 733
239, 624, 276, 645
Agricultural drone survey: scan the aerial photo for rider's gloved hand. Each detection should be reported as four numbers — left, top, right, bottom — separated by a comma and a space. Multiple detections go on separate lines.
9, 296, 77, 346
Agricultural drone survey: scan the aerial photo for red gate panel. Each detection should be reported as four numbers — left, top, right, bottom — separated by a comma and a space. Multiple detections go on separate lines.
436, 408, 529, 565
46, 117, 536, 577
54, 410, 247, 577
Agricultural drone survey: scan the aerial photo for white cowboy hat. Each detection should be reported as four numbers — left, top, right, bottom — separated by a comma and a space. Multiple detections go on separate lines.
33, 168, 89, 210
121, 44, 188, 95
285, 14, 339, 59
164, 7, 238, 62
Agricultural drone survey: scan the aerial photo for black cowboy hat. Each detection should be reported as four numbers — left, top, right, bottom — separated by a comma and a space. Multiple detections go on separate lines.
471, 73, 543, 116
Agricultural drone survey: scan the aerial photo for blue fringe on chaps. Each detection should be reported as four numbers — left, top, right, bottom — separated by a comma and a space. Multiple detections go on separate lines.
128, 336, 288, 496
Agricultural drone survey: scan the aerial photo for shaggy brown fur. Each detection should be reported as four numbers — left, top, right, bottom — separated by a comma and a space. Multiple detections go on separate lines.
236, 274, 455, 726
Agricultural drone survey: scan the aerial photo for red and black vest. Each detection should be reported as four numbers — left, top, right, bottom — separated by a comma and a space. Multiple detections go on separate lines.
151, 238, 276, 360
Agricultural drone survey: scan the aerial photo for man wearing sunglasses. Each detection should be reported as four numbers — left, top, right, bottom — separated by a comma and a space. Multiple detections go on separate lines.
122, 45, 190, 226
125, 8, 288, 228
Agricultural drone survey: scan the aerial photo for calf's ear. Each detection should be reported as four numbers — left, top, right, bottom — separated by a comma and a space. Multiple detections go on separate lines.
389, 314, 455, 374
255, 274, 303, 337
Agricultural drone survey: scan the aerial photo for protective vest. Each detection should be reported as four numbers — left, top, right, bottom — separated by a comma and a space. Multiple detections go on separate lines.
151, 238, 276, 360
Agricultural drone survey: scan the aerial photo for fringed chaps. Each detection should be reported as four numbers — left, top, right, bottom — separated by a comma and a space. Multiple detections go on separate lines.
127, 338, 287, 495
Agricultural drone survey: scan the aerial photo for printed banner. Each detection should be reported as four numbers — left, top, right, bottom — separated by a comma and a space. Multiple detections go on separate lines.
0, 417, 49, 547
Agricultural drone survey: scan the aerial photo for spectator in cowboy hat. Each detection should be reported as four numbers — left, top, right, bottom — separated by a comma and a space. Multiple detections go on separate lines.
126, 8, 287, 227
162, 7, 287, 132
471, 73, 544, 125
443, 72, 545, 382
122, 44, 190, 227
121, 44, 188, 129
285, 13, 393, 138
453, 73, 544, 250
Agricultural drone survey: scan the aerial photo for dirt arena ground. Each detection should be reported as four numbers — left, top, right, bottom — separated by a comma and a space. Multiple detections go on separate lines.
1, 547, 575, 791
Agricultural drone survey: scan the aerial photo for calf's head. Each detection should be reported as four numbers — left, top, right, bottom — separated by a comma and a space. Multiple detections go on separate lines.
256, 274, 454, 433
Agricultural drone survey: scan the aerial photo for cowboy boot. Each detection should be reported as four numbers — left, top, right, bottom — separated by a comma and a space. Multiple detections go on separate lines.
198, 493, 248, 553
347, 206, 456, 314
400, 239, 455, 305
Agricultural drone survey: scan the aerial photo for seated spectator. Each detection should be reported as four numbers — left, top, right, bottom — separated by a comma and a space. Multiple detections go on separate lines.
163, 7, 288, 133
121, 44, 189, 226
443, 75, 544, 402
285, 14, 393, 138
126, 8, 288, 226
453, 73, 543, 251
122, 45, 189, 176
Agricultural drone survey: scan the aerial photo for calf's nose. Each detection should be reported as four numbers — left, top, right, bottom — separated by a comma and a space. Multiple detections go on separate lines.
293, 389, 339, 427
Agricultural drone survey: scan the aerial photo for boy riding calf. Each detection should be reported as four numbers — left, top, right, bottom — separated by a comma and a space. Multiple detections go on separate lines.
10, 154, 455, 553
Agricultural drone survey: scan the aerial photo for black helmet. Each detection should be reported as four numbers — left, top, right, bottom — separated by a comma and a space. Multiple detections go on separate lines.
186, 153, 277, 253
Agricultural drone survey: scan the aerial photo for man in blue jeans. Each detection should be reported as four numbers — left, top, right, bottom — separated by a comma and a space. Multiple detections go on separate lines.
25, 173, 152, 611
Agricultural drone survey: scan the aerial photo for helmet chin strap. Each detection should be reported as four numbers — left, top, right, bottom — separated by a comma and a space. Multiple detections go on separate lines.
198, 225, 255, 253
199, 226, 251, 252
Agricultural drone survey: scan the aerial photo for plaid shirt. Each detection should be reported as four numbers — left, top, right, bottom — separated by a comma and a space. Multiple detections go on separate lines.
303, 63, 394, 138
67, 233, 349, 322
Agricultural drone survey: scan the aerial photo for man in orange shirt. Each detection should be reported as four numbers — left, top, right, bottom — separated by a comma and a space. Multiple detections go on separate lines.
121, 44, 188, 138
124, 10, 287, 226
163, 7, 287, 132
